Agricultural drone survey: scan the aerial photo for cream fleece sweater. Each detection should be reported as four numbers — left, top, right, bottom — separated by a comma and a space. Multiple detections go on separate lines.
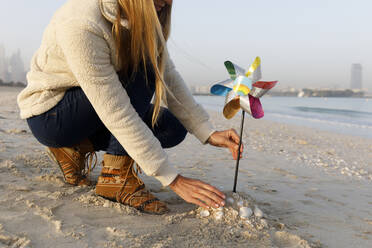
17, 0, 215, 186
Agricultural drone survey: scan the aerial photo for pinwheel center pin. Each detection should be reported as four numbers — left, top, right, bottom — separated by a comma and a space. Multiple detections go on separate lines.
210, 57, 278, 192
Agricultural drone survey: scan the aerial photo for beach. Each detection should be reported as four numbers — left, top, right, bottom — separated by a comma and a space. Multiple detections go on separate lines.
0, 86, 371, 248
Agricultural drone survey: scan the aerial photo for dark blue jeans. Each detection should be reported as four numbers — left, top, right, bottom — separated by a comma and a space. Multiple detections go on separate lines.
26, 70, 187, 155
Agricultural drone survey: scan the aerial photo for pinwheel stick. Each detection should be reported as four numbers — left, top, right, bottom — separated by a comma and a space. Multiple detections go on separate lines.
233, 110, 245, 192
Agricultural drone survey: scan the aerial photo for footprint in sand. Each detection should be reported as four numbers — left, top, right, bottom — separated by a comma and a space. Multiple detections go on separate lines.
304, 192, 345, 206
273, 168, 298, 179
0, 224, 31, 248
25, 200, 63, 234
299, 200, 317, 206
273, 231, 312, 248
5, 129, 27, 134
365, 219, 372, 225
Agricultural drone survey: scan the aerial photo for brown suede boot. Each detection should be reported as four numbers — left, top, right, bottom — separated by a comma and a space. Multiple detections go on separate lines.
46, 139, 97, 186
96, 154, 169, 215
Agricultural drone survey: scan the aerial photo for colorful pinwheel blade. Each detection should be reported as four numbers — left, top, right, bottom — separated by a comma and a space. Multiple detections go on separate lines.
250, 81, 278, 98
249, 95, 264, 119
223, 90, 241, 119
245, 57, 261, 78
239, 95, 252, 116
210, 79, 234, 96
239, 95, 264, 119
224, 61, 246, 80
251, 64, 262, 83
252, 81, 278, 89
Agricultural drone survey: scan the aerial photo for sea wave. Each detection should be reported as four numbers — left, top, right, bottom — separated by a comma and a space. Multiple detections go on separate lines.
267, 113, 372, 130
293, 106, 372, 117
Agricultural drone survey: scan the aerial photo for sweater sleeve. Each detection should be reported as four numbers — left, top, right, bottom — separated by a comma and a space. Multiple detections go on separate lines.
56, 19, 177, 186
164, 54, 216, 144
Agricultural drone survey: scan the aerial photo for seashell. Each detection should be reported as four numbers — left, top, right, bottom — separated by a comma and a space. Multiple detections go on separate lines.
200, 209, 210, 217
254, 206, 264, 218
226, 197, 234, 205
216, 206, 224, 211
231, 209, 239, 218
260, 219, 268, 228
239, 207, 253, 219
245, 219, 253, 226
275, 222, 285, 230
103, 201, 111, 208
214, 211, 224, 220
232, 192, 239, 198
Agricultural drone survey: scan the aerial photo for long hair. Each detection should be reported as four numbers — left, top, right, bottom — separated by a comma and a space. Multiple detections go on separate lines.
113, 0, 172, 128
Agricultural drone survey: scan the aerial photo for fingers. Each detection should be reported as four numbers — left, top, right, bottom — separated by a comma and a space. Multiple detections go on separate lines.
229, 128, 241, 144
191, 198, 210, 209
208, 130, 244, 158
169, 176, 226, 209
231, 130, 244, 151
228, 129, 244, 158
227, 129, 241, 148
198, 182, 225, 200
228, 140, 239, 150
229, 145, 243, 160
194, 192, 221, 209
197, 181, 225, 204
192, 181, 225, 208
226, 140, 242, 160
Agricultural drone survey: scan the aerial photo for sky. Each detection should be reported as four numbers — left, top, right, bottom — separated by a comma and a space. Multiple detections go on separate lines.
1, 0, 371, 91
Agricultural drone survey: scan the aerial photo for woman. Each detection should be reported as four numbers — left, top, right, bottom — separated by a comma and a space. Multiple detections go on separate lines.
17, 0, 243, 214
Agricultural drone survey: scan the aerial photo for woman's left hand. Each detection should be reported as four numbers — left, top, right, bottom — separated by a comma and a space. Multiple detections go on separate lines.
207, 129, 243, 160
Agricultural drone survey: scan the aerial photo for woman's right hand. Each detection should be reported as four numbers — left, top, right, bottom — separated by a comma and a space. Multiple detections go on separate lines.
169, 175, 226, 209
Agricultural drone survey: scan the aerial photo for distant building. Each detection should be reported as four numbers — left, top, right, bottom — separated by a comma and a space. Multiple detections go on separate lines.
191, 85, 212, 95
0, 44, 10, 82
350, 63, 362, 89
8, 49, 26, 83
268, 88, 365, 98
0, 45, 26, 84
298, 88, 364, 98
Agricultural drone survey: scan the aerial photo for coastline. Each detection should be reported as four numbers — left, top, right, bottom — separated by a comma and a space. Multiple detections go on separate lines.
192, 93, 372, 99
0, 88, 371, 247
0, 84, 26, 89
195, 95, 372, 139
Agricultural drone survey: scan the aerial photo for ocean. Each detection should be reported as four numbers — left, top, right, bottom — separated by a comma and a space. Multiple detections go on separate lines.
194, 96, 372, 139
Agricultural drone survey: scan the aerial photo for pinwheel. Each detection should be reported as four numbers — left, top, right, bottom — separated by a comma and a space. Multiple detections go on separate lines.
210, 57, 278, 192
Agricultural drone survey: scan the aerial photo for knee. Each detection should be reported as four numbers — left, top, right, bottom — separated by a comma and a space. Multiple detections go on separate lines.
162, 121, 187, 148
157, 109, 188, 148
174, 124, 187, 145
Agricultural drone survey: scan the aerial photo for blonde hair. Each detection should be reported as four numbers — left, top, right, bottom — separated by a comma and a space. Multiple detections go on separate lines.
113, 0, 172, 127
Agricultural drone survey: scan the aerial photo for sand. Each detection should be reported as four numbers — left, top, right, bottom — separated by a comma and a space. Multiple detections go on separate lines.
0, 86, 371, 247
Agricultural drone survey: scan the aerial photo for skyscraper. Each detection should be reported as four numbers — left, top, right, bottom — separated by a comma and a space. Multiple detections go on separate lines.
0, 45, 26, 83
0, 44, 8, 82
9, 49, 26, 83
350, 63, 362, 89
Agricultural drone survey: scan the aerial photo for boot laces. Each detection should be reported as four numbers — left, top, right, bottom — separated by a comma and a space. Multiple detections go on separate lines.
117, 161, 149, 204
121, 161, 144, 186
82, 152, 97, 176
